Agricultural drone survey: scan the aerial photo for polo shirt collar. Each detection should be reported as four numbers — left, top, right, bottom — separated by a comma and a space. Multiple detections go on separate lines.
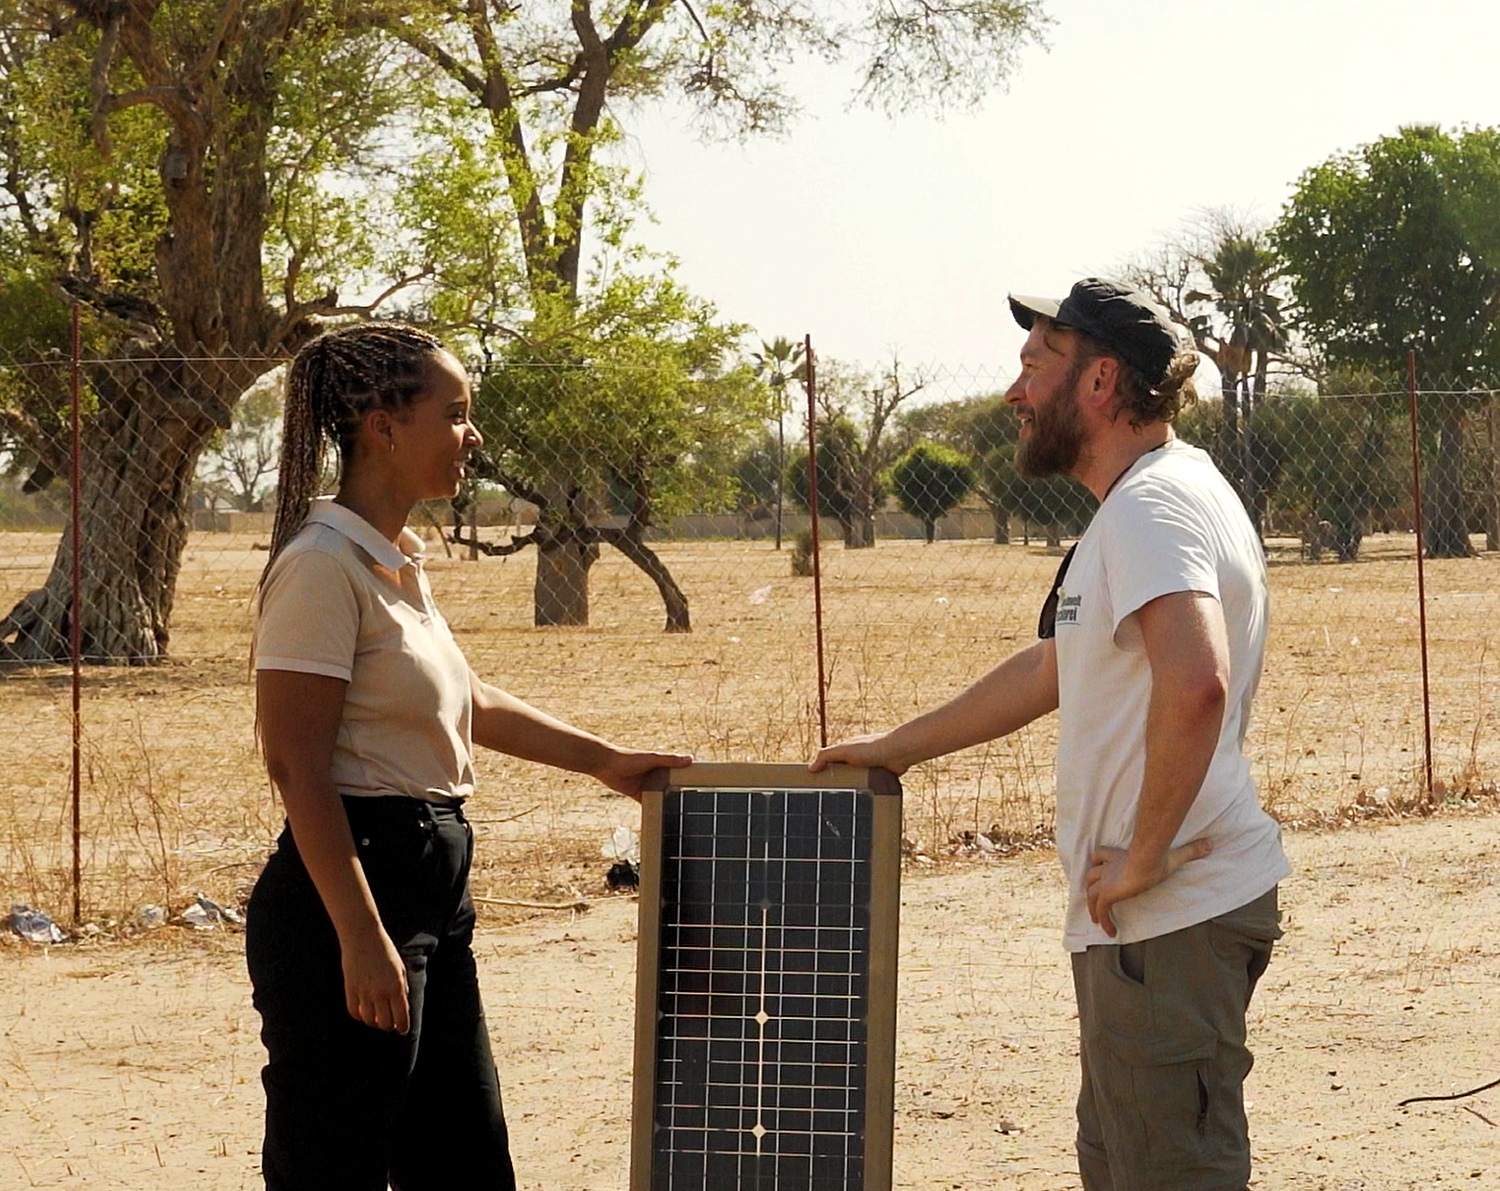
306, 497, 424, 570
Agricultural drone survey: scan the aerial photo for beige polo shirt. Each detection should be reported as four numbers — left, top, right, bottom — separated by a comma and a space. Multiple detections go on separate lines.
255, 498, 475, 803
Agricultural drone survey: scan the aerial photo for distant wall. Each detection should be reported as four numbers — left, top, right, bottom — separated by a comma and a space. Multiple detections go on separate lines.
189, 503, 1012, 542
648, 508, 1002, 542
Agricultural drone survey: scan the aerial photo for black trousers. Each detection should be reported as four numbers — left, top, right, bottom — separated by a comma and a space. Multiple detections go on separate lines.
246, 796, 517, 1191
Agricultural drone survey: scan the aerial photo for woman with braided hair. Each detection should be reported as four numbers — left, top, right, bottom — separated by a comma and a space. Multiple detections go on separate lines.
245, 323, 689, 1190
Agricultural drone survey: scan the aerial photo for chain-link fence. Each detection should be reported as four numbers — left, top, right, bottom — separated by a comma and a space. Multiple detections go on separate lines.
2, 328, 1498, 926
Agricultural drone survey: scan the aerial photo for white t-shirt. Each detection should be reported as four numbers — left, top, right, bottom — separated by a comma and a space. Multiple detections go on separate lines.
254, 498, 475, 803
1052, 441, 1289, 951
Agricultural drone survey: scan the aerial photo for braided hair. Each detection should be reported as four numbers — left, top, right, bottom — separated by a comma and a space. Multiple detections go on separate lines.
261, 322, 446, 586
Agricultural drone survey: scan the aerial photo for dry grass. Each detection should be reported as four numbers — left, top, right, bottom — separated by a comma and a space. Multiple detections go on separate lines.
3, 527, 1499, 926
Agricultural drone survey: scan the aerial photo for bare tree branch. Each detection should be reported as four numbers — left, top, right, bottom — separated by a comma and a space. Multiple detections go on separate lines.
56, 272, 164, 329
450, 526, 540, 556
87, 14, 123, 154
188, 0, 247, 88
267, 269, 433, 349
347, 10, 487, 97
515, 57, 586, 98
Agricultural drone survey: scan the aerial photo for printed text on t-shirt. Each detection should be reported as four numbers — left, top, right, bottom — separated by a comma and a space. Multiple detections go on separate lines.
1055, 591, 1081, 626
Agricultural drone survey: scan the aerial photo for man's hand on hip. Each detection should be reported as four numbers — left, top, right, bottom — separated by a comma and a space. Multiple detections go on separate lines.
1085, 838, 1213, 938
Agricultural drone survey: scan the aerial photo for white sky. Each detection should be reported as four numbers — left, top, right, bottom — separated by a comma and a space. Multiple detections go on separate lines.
621, 0, 1500, 381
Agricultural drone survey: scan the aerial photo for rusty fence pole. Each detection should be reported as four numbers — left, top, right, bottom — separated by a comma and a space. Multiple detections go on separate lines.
1488, 389, 1500, 553
1406, 350, 1434, 803
804, 334, 828, 749
70, 303, 83, 923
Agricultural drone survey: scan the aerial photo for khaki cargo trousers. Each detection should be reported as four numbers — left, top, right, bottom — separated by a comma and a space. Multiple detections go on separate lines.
1070, 888, 1281, 1191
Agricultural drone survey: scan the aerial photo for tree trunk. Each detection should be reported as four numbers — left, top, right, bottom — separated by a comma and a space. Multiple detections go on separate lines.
775, 414, 785, 551
1332, 514, 1363, 563
846, 483, 876, 549
847, 515, 876, 549
0, 370, 222, 662
1425, 398, 1474, 558
923, 517, 936, 544
533, 530, 598, 626
1237, 377, 1262, 541
1329, 413, 1386, 564
1045, 523, 1061, 549
525, 475, 601, 626
1220, 369, 1244, 506
990, 506, 1010, 544
1252, 355, 1270, 417
598, 527, 690, 632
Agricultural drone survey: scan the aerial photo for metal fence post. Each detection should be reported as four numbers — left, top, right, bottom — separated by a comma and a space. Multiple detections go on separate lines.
1406, 350, 1434, 802
804, 334, 827, 749
1488, 389, 1499, 553
69, 303, 83, 924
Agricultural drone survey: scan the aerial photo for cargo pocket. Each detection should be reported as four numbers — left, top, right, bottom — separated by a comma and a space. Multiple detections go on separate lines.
1099, 1032, 1218, 1179
1094, 946, 1220, 1180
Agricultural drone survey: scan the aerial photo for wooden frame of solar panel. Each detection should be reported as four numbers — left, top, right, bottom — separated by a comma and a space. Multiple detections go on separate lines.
632, 762, 902, 1191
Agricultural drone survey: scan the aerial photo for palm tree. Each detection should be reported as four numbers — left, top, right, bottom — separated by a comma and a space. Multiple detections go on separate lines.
1127, 213, 1290, 537
1191, 233, 1289, 413
1186, 229, 1290, 533
751, 336, 807, 550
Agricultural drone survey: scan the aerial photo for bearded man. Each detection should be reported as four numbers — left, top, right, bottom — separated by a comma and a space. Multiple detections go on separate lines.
813, 277, 1289, 1191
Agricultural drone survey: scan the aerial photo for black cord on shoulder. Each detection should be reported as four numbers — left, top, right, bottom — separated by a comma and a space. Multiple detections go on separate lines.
1398, 1074, 1500, 1108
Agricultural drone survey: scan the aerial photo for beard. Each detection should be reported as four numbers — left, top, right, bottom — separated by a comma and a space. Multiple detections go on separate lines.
1014, 357, 1087, 479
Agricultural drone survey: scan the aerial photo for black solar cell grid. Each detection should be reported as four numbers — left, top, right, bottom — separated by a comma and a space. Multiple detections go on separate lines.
651, 785, 874, 1191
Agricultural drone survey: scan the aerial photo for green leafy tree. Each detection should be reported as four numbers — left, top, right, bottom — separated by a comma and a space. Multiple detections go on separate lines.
1175, 393, 1296, 531
368, 0, 1048, 615
1273, 388, 1407, 561
893, 389, 1099, 545
894, 390, 1009, 453
732, 430, 782, 520
977, 450, 1094, 548
1275, 125, 1500, 558
0, 0, 416, 660
786, 415, 878, 548
890, 442, 974, 543
468, 276, 764, 631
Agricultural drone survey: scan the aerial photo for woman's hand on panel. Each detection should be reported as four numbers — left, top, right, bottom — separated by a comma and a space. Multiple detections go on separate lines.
593, 747, 693, 801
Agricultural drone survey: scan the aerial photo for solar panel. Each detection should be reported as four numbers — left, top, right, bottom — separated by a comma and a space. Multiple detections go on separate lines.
632, 763, 902, 1191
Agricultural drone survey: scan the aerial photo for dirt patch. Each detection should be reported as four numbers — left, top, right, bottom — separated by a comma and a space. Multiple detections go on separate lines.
2, 814, 1496, 1189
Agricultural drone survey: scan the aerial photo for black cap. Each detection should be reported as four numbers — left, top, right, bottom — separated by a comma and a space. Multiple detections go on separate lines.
1008, 278, 1179, 387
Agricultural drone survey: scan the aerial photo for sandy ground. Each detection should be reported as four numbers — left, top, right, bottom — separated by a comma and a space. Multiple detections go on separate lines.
3, 813, 1498, 1190
7, 531, 1500, 927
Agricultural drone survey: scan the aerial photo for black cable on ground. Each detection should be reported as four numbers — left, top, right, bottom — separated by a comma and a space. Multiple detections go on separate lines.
1398, 1075, 1500, 1108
